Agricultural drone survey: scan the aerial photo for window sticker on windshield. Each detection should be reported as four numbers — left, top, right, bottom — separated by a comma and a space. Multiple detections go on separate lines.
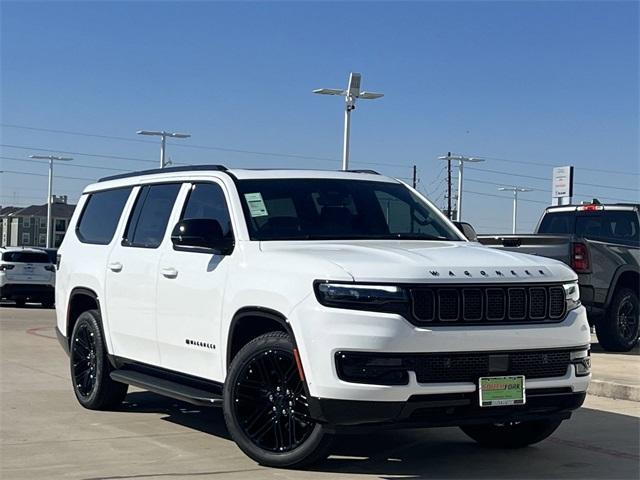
244, 192, 269, 217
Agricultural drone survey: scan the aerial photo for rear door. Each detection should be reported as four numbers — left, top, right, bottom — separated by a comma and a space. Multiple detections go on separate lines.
105, 183, 181, 365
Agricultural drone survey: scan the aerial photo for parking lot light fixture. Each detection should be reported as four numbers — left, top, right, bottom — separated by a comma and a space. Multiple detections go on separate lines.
437, 154, 485, 222
28, 155, 73, 248
136, 130, 191, 168
498, 186, 534, 234
313, 72, 384, 171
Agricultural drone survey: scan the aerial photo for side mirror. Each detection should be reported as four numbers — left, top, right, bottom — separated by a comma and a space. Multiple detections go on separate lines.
453, 221, 478, 242
171, 218, 234, 255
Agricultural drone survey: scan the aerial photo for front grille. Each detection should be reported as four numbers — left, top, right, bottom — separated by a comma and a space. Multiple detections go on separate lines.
411, 284, 566, 324
409, 350, 571, 383
336, 349, 574, 386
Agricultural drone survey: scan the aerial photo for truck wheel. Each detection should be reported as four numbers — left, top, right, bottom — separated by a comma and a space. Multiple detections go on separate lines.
223, 331, 333, 468
597, 287, 639, 352
70, 309, 128, 410
460, 419, 563, 448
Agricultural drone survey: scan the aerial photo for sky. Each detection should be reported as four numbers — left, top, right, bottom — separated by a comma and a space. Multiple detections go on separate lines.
1, 0, 638, 233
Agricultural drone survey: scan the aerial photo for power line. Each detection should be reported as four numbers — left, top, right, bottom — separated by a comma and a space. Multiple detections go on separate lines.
470, 154, 639, 177
465, 189, 549, 205
0, 144, 160, 165
0, 156, 131, 173
0, 169, 96, 181
466, 166, 638, 193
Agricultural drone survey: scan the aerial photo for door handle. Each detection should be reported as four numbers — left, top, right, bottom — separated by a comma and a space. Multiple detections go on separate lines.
108, 262, 123, 272
161, 267, 178, 279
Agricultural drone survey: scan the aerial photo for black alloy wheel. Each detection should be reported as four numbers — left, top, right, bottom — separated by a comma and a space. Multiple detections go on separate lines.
616, 293, 638, 344
71, 321, 98, 397
69, 309, 128, 410
232, 348, 313, 452
223, 331, 333, 468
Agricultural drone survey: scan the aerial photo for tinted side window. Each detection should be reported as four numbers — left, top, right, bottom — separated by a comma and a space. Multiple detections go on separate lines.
124, 184, 181, 248
181, 183, 233, 238
77, 187, 132, 244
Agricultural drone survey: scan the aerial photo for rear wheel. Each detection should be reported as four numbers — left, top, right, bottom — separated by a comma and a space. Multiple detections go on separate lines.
223, 331, 333, 468
14, 298, 26, 308
597, 287, 639, 352
461, 419, 563, 448
70, 309, 128, 410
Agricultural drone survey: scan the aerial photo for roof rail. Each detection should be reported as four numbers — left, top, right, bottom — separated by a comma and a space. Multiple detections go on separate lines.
345, 169, 380, 175
98, 164, 227, 182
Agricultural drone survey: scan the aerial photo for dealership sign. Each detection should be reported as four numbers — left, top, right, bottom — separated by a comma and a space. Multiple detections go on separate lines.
552, 166, 574, 199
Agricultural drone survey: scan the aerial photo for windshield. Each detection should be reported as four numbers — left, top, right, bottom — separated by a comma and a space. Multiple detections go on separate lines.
237, 179, 462, 241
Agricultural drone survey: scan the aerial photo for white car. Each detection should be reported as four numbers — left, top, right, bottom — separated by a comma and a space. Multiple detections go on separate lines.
55, 166, 591, 468
0, 247, 56, 307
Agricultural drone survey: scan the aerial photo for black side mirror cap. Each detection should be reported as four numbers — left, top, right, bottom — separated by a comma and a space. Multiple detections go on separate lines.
171, 218, 234, 255
453, 221, 478, 242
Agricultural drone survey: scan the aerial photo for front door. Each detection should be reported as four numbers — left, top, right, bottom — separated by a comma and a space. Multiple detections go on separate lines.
156, 181, 234, 381
106, 182, 182, 365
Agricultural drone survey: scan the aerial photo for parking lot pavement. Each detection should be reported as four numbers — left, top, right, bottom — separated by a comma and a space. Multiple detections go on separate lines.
1, 304, 639, 480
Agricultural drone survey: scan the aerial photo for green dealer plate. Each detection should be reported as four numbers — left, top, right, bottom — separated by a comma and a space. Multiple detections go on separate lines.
479, 375, 526, 407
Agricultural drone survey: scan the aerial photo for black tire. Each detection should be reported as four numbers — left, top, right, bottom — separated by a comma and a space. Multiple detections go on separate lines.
42, 300, 54, 309
461, 418, 563, 448
596, 287, 639, 352
223, 331, 333, 468
14, 298, 26, 307
69, 309, 128, 410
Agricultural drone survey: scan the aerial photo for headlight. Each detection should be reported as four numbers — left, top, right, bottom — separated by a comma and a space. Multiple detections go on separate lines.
564, 282, 581, 312
314, 282, 409, 312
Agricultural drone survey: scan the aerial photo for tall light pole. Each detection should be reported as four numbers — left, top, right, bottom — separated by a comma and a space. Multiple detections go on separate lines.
137, 130, 191, 168
29, 155, 73, 248
313, 72, 383, 170
499, 186, 534, 234
437, 154, 485, 221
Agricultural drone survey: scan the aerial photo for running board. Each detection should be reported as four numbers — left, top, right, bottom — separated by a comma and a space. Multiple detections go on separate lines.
110, 369, 223, 407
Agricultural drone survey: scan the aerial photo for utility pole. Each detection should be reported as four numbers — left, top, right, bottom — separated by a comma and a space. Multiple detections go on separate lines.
313, 73, 384, 170
412, 165, 417, 189
136, 130, 191, 168
446, 152, 452, 219
498, 186, 534, 233
29, 155, 73, 248
438, 153, 485, 221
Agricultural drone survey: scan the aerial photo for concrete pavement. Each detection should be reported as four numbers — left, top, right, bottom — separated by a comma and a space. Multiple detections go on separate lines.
1, 304, 639, 480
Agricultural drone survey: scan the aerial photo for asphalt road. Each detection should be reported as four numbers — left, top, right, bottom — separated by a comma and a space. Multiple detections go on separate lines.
1, 304, 639, 480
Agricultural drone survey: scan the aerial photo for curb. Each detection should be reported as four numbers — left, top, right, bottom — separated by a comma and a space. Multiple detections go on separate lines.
588, 379, 640, 402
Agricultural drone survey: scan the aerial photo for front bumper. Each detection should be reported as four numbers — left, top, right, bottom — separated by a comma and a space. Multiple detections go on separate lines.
290, 295, 591, 402
308, 388, 586, 431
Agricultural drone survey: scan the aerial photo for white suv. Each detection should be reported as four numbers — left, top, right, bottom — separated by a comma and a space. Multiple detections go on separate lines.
1, 247, 56, 307
56, 166, 591, 468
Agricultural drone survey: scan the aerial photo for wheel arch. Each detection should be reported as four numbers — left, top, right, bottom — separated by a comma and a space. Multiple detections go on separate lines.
605, 266, 639, 309
66, 287, 102, 344
226, 307, 295, 371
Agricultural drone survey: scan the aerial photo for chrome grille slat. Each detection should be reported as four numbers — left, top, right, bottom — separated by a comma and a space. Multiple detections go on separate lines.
410, 284, 566, 324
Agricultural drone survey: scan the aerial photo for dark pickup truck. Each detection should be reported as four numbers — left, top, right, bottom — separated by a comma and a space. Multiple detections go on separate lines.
477, 203, 639, 351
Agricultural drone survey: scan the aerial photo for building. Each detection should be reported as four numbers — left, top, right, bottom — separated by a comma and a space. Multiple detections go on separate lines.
0, 196, 76, 248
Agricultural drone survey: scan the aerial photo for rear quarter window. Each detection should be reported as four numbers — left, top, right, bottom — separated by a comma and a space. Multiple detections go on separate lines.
76, 187, 133, 245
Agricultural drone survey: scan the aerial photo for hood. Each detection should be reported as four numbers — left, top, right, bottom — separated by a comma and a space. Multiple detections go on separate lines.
259, 240, 576, 284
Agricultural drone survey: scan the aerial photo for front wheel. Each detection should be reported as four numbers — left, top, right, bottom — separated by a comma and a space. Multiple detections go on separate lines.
597, 287, 639, 352
223, 331, 333, 468
460, 418, 563, 448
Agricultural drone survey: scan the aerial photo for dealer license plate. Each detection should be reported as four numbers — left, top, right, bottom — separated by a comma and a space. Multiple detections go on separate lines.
479, 375, 526, 407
